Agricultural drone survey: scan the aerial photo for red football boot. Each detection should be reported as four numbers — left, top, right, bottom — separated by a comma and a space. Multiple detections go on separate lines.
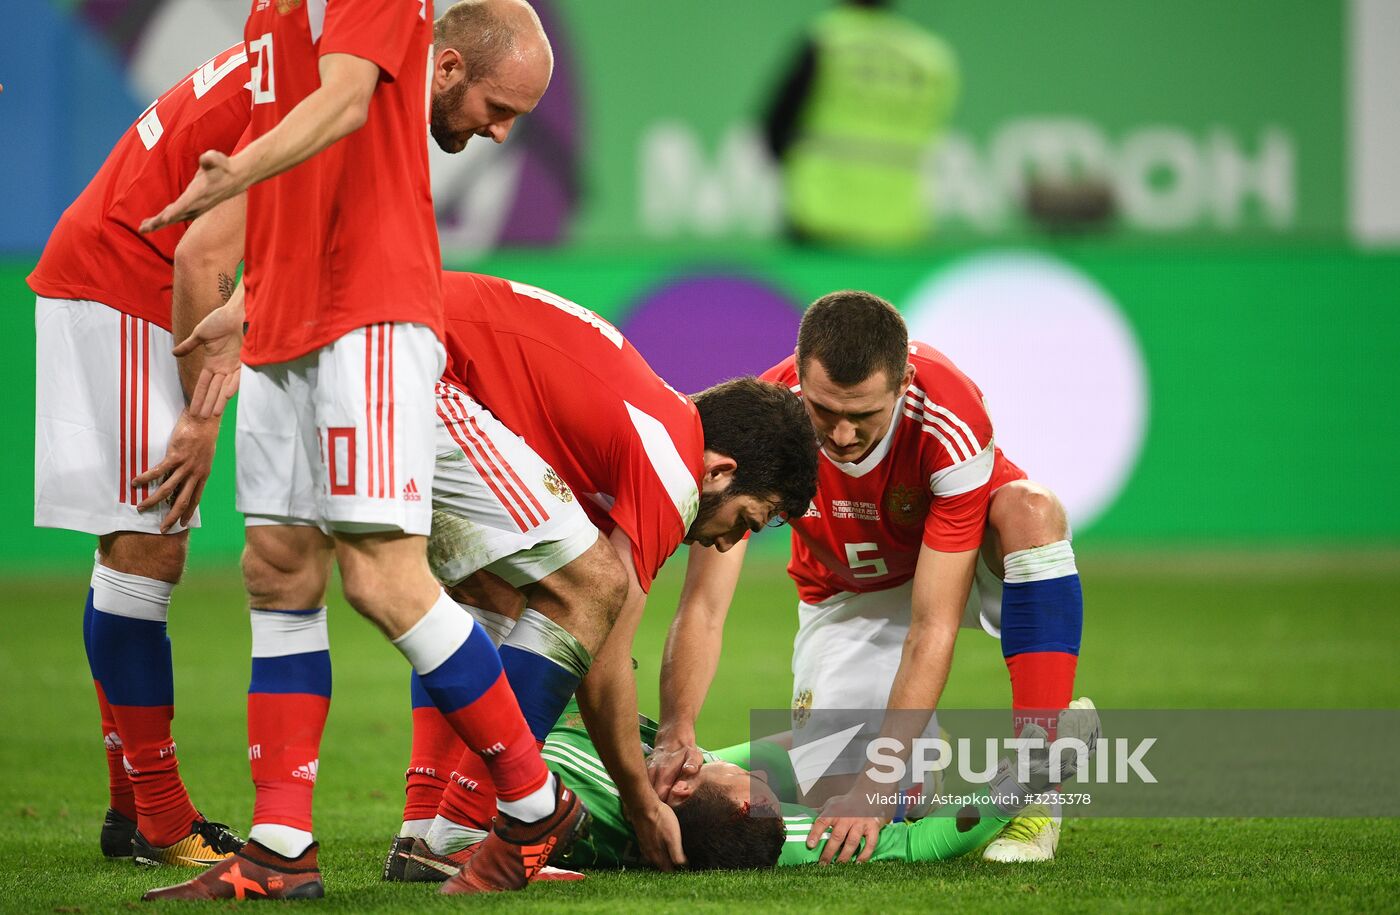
140, 839, 324, 901
439, 781, 589, 895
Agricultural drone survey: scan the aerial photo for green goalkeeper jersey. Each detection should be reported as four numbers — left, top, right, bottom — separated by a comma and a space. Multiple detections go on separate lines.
542, 702, 1010, 868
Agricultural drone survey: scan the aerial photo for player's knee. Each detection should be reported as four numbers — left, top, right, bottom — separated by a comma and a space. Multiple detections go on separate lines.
545, 538, 629, 627
98, 531, 188, 584
242, 530, 328, 608
991, 481, 1069, 551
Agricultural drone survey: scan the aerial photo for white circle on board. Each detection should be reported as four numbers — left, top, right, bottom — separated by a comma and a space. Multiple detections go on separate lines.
904, 252, 1149, 530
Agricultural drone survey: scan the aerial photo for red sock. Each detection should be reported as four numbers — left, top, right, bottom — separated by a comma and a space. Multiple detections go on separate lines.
248, 693, 329, 833
94, 682, 136, 820
109, 704, 198, 845
405, 705, 464, 823
437, 674, 548, 802
1006, 651, 1078, 739
438, 750, 498, 831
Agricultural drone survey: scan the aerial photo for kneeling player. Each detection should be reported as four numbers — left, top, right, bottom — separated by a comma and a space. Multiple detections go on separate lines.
653, 291, 1086, 864
385, 272, 819, 883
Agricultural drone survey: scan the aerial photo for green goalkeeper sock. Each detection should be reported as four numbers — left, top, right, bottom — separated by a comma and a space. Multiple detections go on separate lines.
906, 795, 1012, 861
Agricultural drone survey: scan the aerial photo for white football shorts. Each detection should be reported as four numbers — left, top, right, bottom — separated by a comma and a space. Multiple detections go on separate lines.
428, 382, 598, 588
790, 555, 1004, 729
34, 297, 196, 536
237, 322, 443, 535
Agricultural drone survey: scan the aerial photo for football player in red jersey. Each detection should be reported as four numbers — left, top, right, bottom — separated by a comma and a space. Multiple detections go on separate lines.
650, 291, 1084, 865
379, 273, 818, 883
139, 0, 589, 902
29, 44, 251, 868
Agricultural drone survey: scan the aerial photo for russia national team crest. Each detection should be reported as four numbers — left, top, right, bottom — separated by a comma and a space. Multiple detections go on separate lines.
275, 0, 302, 13
543, 468, 574, 503
885, 482, 928, 526
793, 688, 813, 729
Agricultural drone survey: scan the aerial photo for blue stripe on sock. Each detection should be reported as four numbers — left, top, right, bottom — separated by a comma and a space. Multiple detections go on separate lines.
1000, 575, 1084, 658
83, 588, 97, 678
416, 621, 503, 714
410, 671, 435, 709
499, 645, 583, 742
89, 609, 173, 706
249, 652, 332, 697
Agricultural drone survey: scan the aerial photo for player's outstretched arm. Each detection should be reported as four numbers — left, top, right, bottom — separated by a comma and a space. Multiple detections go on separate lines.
576, 529, 686, 870
140, 52, 379, 232
804, 544, 978, 864
133, 193, 246, 530
651, 539, 750, 801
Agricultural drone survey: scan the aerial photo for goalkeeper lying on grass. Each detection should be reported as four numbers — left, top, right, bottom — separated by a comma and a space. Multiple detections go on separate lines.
391, 698, 1099, 877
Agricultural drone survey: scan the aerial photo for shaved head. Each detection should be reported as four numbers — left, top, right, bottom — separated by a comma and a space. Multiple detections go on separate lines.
434, 0, 553, 85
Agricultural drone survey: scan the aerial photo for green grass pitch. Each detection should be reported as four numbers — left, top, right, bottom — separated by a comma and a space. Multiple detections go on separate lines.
1, 549, 1397, 913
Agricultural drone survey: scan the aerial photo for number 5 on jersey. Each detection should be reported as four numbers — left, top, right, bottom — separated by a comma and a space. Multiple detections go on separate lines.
845, 542, 888, 579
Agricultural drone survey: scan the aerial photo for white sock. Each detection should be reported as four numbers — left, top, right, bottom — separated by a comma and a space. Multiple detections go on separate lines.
249, 823, 313, 858
392, 590, 471, 674
497, 772, 557, 824
398, 818, 434, 839
424, 816, 489, 855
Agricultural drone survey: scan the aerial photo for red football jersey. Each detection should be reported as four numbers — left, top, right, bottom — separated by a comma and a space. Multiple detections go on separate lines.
241, 0, 441, 365
28, 44, 252, 330
763, 344, 1026, 605
441, 272, 705, 592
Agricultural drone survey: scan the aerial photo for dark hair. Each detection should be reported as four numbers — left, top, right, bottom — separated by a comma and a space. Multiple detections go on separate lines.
672, 782, 785, 870
796, 290, 908, 391
691, 377, 818, 521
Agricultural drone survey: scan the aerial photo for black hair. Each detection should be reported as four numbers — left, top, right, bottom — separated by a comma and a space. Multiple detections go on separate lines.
691, 377, 818, 521
672, 781, 785, 870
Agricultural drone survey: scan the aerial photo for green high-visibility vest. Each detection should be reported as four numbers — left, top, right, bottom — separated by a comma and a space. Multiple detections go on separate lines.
785, 7, 959, 245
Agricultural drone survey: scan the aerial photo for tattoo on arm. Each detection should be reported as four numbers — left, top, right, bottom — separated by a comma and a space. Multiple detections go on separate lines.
218, 272, 236, 304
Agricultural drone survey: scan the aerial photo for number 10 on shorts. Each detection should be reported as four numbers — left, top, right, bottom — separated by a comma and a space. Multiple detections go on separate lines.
328, 428, 357, 495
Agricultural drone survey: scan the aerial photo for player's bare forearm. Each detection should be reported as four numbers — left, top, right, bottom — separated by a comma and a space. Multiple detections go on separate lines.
878, 546, 979, 740
171, 194, 245, 400
142, 53, 378, 231
233, 53, 379, 190
656, 540, 748, 745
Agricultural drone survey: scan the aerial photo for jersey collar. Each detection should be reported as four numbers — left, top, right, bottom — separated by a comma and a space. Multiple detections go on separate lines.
821, 396, 905, 478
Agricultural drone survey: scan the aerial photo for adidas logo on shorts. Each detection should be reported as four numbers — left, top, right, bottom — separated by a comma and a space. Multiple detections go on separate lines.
403, 479, 422, 502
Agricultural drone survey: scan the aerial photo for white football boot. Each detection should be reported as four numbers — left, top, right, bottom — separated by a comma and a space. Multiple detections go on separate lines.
982, 697, 1097, 863
981, 804, 1060, 862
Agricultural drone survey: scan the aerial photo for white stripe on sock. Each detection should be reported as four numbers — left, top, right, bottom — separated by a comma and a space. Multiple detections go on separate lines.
90, 562, 173, 622
250, 608, 329, 658
1001, 540, 1078, 584
393, 591, 472, 675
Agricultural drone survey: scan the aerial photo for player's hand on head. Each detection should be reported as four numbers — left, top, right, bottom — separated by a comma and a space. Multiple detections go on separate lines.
647, 740, 704, 802
140, 149, 242, 233
132, 410, 220, 532
626, 795, 687, 871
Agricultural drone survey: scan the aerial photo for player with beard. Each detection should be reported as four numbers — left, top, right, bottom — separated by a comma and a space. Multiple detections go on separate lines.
138, 0, 582, 901
380, 271, 819, 885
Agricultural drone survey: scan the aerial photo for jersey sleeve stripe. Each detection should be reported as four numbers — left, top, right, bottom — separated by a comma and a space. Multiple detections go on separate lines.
624, 401, 700, 529
929, 443, 996, 497
922, 412, 976, 463
923, 402, 983, 454
904, 405, 972, 465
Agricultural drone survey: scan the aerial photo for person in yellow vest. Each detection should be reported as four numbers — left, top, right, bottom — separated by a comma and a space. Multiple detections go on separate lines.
764, 0, 959, 246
